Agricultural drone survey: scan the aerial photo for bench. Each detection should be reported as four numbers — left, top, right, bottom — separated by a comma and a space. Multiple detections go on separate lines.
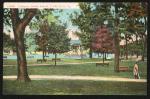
27, 56, 34, 58
119, 66, 129, 72
96, 63, 109, 66
52, 58, 61, 61
119, 58, 124, 61
37, 59, 47, 63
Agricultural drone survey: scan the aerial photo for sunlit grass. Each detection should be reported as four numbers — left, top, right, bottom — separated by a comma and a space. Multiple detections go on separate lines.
3, 60, 147, 79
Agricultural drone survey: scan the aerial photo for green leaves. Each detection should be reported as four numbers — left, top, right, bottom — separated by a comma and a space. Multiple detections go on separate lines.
47, 23, 71, 54
3, 33, 15, 51
24, 32, 38, 53
3, 9, 12, 27
29, 9, 57, 31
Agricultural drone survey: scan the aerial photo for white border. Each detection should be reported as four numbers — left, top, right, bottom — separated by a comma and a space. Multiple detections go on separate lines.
4, 2, 80, 9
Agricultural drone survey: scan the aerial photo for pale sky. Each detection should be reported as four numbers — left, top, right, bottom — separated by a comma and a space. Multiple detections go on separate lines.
3, 3, 80, 39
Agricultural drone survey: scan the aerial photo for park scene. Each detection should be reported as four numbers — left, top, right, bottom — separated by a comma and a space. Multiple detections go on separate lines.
3, 2, 147, 95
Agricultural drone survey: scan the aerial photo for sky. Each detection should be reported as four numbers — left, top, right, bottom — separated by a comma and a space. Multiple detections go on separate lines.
3, 3, 81, 39
52, 9, 81, 32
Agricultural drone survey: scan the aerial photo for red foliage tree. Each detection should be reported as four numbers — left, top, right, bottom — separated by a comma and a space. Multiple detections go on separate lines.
92, 25, 114, 63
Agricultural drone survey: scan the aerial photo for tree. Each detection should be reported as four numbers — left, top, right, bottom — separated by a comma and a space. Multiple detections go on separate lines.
92, 25, 114, 63
4, 9, 37, 82
47, 23, 71, 66
71, 3, 96, 58
127, 2, 147, 61
101, 3, 130, 72
24, 32, 38, 54
36, 19, 50, 60
72, 3, 114, 58
32, 10, 57, 61
71, 2, 122, 71
3, 33, 15, 53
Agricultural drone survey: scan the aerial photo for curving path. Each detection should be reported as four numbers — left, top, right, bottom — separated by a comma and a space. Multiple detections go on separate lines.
3, 75, 147, 82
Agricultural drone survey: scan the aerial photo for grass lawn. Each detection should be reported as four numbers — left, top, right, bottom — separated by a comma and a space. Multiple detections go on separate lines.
3, 80, 147, 95
3, 59, 147, 79
3, 58, 147, 95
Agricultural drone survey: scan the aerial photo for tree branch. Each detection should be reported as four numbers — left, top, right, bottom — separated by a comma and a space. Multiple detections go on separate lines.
21, 9, 37, 28
10, 9, 20, 29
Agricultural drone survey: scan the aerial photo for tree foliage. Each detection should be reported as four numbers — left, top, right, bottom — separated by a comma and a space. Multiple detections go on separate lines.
24, 32, 38, 53
92, 25, 114, 53
3, 33, 15, 51
47, 22, 71, 66
71, 3, 112, 58
47, 23, 71, 54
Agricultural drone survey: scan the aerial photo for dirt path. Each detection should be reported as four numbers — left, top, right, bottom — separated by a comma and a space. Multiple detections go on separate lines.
3, 75, 147, 82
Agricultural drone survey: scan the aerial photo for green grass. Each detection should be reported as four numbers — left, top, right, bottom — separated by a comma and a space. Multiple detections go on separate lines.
3, 59, 147, 95
3, 80, 147, 95
3, 60, 147, 79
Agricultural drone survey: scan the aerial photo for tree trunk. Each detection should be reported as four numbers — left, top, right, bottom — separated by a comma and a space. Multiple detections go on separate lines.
136, 51, 139, 58
114, 4, 120, 72
98, 52, 100, 58
141, 16, 147, 61
131, 51, 134, 57
10, 9, 36, 82
114, 32, 120, 72
135, 35, 139, 58
104, 52, 107, 60
120, 51, 122, 58
125, 34, 128, 60
103, 52, 104, 63
80, 45, 83, 59
89, 48, 92, 58
55, 53, 57, 66
141, 36, 146, 61
42, 47, 45, 60
44, 47, 47, 57
15, 32, 30, 82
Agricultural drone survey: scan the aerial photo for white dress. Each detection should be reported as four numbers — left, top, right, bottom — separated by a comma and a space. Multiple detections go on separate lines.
133, 64, 138, 76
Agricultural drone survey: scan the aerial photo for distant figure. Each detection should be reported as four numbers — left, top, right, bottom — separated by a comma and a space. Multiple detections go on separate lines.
133, 62, 140, 79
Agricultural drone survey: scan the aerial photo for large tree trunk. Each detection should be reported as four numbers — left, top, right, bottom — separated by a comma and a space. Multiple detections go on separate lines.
15, 31, 30, 81
10, 9, 36, 82
114, 4, 120, 72
142, 17, 147, 61
114, 32, 120, 72
141, 17, 147, 61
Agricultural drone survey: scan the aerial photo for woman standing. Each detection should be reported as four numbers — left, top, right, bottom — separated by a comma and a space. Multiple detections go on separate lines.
133, 62, 140, 79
